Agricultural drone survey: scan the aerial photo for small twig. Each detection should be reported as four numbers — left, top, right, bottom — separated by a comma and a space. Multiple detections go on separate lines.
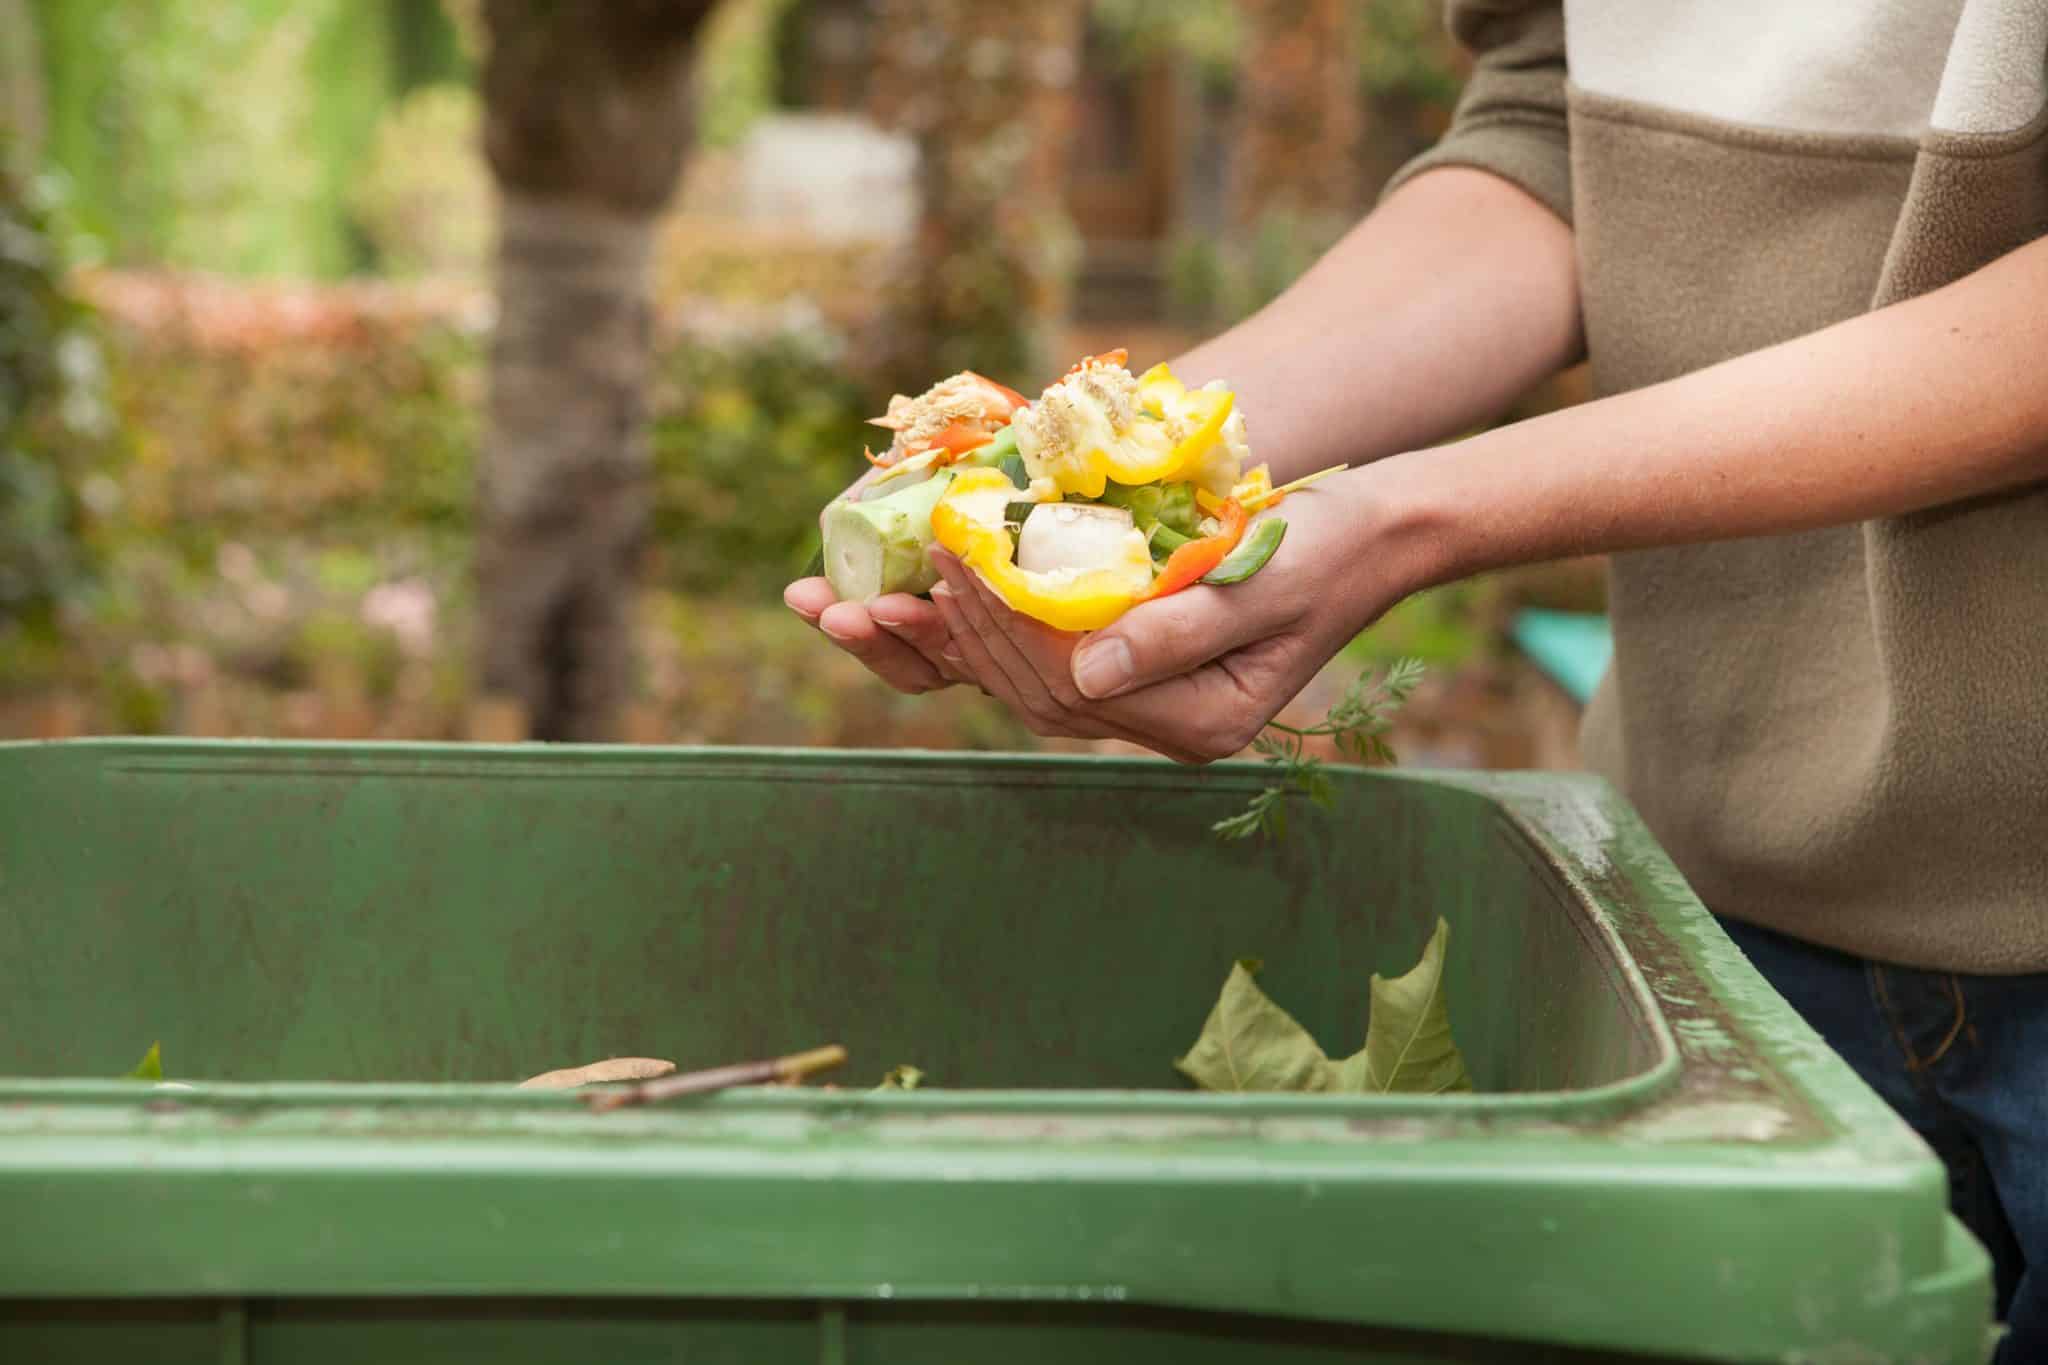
585, 1044, 848, 1112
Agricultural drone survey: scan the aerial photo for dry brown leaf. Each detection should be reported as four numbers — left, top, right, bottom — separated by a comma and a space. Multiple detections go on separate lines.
517, 1057, 676, 1090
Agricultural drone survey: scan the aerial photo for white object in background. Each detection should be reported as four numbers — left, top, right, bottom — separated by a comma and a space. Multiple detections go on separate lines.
738, 113, 918, 244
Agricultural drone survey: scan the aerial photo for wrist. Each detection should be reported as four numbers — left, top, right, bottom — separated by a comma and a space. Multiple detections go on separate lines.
1339, 448, 1478, 602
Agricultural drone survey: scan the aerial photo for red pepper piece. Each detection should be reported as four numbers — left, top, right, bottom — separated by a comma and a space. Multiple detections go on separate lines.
1139, 500, 1248, 602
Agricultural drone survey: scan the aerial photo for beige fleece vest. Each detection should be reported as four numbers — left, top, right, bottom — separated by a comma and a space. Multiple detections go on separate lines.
1390, 0, 2048, 972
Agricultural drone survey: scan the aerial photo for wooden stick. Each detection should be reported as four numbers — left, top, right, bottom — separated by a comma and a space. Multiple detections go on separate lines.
585, 1044, 848, 1112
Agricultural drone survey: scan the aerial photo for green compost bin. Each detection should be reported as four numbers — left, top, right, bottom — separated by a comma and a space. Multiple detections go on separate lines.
0, 741, 1992, 1363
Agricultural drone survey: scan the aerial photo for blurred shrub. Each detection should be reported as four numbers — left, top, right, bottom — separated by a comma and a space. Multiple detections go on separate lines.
1091, 0, 1459, 105
35, 0, 355, 277
694, 0, 806, 150
353, 86, 494, 282
77, 273, 871, 604
1165, 209, 1349, 329
649, 304, 872, 597
0, 157, 111, 627
1358, 0, 1465, 107
34, 0, 457, 279
82, 274, 484, 544
1089, 0, 1239, 85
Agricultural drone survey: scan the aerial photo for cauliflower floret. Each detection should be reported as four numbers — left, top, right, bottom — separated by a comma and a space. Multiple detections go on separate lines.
879, 373, 1007, 461
1013, 361, 1152, 487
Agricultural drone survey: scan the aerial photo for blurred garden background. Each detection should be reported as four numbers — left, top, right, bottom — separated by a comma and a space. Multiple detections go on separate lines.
1, 0, 1602, 766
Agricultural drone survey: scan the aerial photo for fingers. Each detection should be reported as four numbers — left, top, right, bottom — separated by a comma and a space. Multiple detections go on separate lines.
927, 585, 1021, 707
931, 576, 1109, 740
932, 554, 1207, 761
943, 556, 1301, 763
931, 555, 1073, 722
867, 594, 973, 686
1096, 632, 1303, 762
1070, 582, 1299, 702
813, 598, 949, 695
788, 579, 964, 693
783, 577, 836, 626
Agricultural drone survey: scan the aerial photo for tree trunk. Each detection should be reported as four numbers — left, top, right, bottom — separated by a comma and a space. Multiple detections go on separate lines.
1229, 0, 1362, 232
474, 0, 715, 742
866, 0, 1090, 391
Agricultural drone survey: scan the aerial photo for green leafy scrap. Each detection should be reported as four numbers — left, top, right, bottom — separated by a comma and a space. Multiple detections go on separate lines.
875, 1065, 925, 1091
1214, 658, 1424, 843
1177, 919, 1472, 1096
123, 1042, 164, 1081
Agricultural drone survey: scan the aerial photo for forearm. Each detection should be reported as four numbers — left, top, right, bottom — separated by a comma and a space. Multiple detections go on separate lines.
1171, 167, 1583, 485
1386, 234, 2048, 586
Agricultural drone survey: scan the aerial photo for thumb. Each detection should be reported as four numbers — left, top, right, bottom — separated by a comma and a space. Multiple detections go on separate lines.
1071, 587, 1276, 700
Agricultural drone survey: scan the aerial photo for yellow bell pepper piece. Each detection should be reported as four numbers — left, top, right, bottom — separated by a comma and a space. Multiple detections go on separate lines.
930, 468, 1145, 632
1028, 364, 1236, 499
1136, 362, 1185, 419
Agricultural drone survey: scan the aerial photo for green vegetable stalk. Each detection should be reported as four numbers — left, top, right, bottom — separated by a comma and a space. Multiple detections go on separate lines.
821, 469, 957, 602
1099, 479, 1201, 541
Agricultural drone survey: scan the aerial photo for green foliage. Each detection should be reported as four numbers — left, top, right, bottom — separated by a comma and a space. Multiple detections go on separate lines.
1092, 0, 1459, 106
1165, 210, 1350, 331
1176, 920, 1472, 1094
30, 0, 432, 278
1090, 0, 1240, 83
875, 1065, 925, 1091
1213, 658, 1423, 843
101, 297, 480, 544
649, 310, 875, 597
123, 1041, 163, 1081
76, 279, 876, 603
694, 0, 807, 150
353, 87, 493, 281
1357, 0, 1463, 108
0, 158, 108, 627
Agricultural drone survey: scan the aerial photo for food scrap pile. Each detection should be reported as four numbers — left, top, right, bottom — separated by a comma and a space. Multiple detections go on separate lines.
822, 350, 1341, 631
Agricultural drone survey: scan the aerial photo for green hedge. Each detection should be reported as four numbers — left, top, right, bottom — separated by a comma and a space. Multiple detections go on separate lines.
80, 278, 873, 600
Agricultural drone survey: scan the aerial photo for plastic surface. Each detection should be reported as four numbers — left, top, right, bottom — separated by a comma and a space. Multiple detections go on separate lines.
0, 742, 1992, 1362
1511, 609, 1614, 704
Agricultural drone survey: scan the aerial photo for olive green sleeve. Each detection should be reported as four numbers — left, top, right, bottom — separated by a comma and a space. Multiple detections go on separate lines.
1381, 0, 1573, 225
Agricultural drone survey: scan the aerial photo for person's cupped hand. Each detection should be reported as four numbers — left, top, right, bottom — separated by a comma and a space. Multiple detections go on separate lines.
924, 471, 1402, 764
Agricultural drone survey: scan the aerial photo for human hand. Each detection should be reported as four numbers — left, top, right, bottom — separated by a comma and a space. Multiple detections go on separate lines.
926, 468, 1432, 762
784, 464, 971, 695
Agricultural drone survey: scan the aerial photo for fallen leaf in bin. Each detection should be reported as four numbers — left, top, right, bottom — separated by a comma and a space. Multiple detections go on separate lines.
1177, 920, 1473, 1095
1175, 961, 1338, 1093
1352, 918, 1473, 1095
518, 1057, 677, 1090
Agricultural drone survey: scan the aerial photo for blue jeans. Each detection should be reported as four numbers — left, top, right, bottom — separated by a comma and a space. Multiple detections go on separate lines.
1717, 915, 2048, 1364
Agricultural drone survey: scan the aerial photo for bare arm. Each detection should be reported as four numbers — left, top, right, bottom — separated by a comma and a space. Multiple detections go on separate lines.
1169, 166, 1582, 484
1387, 231, 2048, 587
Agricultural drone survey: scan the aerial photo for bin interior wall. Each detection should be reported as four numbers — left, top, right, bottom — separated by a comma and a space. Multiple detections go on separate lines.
0, 749, 1661, 1092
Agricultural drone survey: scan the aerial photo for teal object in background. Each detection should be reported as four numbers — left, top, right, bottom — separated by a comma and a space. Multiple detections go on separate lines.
1513, 609, 1614, 703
